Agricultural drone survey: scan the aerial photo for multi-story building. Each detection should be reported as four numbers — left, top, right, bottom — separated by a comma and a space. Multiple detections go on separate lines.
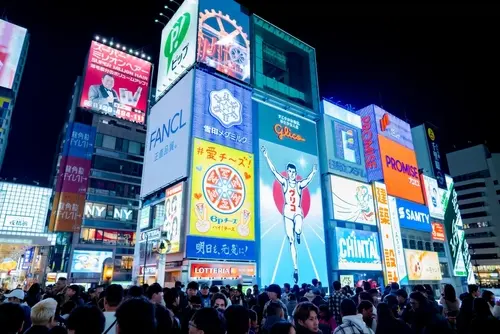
446, 144, 500, 287
0, 20, 29, 171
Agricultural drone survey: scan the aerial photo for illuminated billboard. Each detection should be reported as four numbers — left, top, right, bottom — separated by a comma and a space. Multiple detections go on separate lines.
387, 196, 408, 284
357, 106, 383, 181
164, 183, 184, 253
0, 20, 27, 89
198, 0, 250, 83
330, 175, 376, 226
379, 135, 424, 204
404, 250, 442, 281
189, 261, 256, 280
431, 222, 445, 242
71, 250, 113, 274
139, 206, 151, 230
335, 227, 382, 271
394, 197, 431, 232
258, 102, 327, 285
193, 70, 252, 152
156, 0, 198, 97
374, 106, 414, 150
189, 139, 254, 241
79, 41, 152, 124
424, 123, 446, 189
186, 235, 256, 261
141, 69, 193, 198
421, 174, 445, 220
0, 183, 51, 234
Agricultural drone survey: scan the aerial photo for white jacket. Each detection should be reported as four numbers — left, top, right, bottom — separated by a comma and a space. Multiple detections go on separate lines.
333, 314, 374, 334
489, 304, 500, 319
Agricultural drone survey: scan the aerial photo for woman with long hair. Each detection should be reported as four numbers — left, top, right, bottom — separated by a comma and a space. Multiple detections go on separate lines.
440, 284, 460, 320
375, 302, 413, 334
469, 297, 500, 333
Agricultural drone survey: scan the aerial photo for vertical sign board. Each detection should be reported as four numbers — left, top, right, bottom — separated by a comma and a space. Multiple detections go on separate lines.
373, 182, 399, 285
258, 102, 327, 286
387, 196, 408, 284
164, 183, 185, 254
421, 174, 445, 220
425, 123, 446, 189
357, 105, 383, 182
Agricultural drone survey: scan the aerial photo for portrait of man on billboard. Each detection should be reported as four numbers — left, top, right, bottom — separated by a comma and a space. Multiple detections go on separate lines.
88, 73, 120, 111
261, 145, 317, 283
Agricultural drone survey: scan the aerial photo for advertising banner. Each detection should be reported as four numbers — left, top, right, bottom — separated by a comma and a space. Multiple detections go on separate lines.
156, 0, 198, 97
373, 182, 400, 285
357, 106, 383, 181
395, 197, 431, 232
431, 222, 445, 242
139, 206, 151, 230
189, 261, 256, 280
193, 70, 252, 152
186, 235, 255, 261
141, 69, 193, 198
189, 138, 254, 240
421, 175, 445, 220
0, 20, 27, 89
379, 135, 424, 204
71, 250, 113, 274
387, 196, 408, 284
335, 227, 382, 271
79, 41, 152, 124
258, 102, 327, 285
62, 122, 96, 160
330, 175, 376, 225
404, 250, 442, 281
198, 0, 251, 83
58, 156, 91, 194
322, 100, 362, 127
425, 124, 446, 189
374, 106, 414, 150
164, 183, 184, 253
52, 192, 86, 232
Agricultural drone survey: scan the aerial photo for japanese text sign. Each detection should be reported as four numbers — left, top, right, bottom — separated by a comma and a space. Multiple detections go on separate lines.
62, 122, 96, 160
57, 156, 91, 194
80, 41, 152, 124
186, 235, 256, 261
193, 70, 252, 152
190, 138, 255, 241
52, 192, 85, 232
387, 196, 408, 284
431, 222, 445, 242
404, 250, 442, 281
164, 183, 184, 253
425, 123, 446, 189
189, 261, 256, 280
357, 105, 383, 181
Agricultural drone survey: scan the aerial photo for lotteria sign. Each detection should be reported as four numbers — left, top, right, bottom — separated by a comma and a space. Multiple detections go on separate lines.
379, 135, 424, 204
357, 106, 383, 181
395, 197, 431, 232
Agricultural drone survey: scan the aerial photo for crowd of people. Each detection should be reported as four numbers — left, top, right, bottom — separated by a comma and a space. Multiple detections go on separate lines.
1, 277, 500, 334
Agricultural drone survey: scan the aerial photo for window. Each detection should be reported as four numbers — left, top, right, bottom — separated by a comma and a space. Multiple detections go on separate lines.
462, 211, 489, 219
102, 135, 116, 149
433, 242, 445, 256
469, 242, 497, 249
80, 228, 135, 247
92, 155, 143, 177
440, 263, 450, 277
128, 141, 141, 155
459, 202, 487, 210
95, 133, 103, 147
457, 192, 486, 201
471, 253, 498, 260
417, 241, 424, 250
454, 182, 486, 191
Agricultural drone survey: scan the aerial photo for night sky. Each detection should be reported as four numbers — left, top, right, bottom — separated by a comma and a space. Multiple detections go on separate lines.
1, 1, 498, 185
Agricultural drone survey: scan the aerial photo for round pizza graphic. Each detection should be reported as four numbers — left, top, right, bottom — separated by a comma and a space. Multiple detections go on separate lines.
202, 164, 246, 214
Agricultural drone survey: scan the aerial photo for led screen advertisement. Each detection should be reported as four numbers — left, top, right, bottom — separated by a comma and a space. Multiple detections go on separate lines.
379, 135, 424, 204
421, 174, 445, 220
0, 20, 27, 89
395, 197, 431, 232
404, 250, 442, 281
330, 175, 376, 226
186, 235, 256, 261
258, 102, 327, 285
164, 183, 184, 253
79, 41, 152, 124
374, 105, 414, 150
425, 124, 446, 189
357, 105, 383, 181
71, 250, 113, 274
189, 138, 254, 241
141, 69, 193, 198
193, 70, 252, 152
334, 227, 382, 271
198, 0, 250, 83
156, 0, 198, 97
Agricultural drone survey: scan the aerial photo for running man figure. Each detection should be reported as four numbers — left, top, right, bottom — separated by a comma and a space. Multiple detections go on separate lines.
261, 146, 317, 283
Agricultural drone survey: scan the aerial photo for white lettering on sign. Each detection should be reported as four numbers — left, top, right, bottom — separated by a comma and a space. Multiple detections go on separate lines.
3, 215, 34, 229
113, 208, 133, 220
398, 207, 429, 224
194, 267, 231, 274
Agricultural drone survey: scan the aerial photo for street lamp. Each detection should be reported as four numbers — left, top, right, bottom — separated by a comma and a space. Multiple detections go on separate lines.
170, 0, 181, 5
154, 19, 166, 27
164, 5, 175, 13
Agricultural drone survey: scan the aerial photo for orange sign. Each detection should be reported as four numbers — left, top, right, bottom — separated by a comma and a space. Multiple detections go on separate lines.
431, 222, 445, 241
378, 135, 424, 204
51, 192, 85, 232
274, 124, 306, 142
189, 262, 256, 280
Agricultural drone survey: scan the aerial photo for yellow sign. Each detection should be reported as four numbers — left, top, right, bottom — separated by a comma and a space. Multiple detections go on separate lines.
190, 139, 254, 241
404, 249, 442, 281
427, 127, 435, 141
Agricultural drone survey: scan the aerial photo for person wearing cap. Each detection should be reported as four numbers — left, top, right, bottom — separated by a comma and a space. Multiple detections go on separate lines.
200, 284, 211, 308
4, 289, 32, 332
263, 284, 288, 324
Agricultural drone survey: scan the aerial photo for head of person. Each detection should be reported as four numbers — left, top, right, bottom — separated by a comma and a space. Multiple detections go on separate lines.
339, 299, 357, 318
287, 163, 297, 181
249, 309, 258, 330
358, 291, 371, 305
289, 293, 297, 302
409, 291, 428, 312
270, 322, 296, 334
225, 305, 249, 334
354, 287, 363, 295
293, 302, 319, 333
31, 298, 57, 328
189, 307, 225, 334
146, 283, 163, 304
175, 281, 185, 290
357, 300, 374, 320
189, 296, 203, 310
67, 305, 105, 334
127, 285, 143, 298
257, 291, 270, 307
267, 301, 285, 319
187, 281, 199, 298
116, 297, 156, 334
267, 284, 281, 300
0, 302, 25, 334
332, 281, 341, 292
284, 283, 291, 293
412, 285, 427, 298
66, 285, 80, 298
444, 284, 457, 302
311, 279, 319, 287
390, 282, 399, 291
473, 297, 492, 318
212, 293, 228, 310
55, 277, 67, 292
468, 284, 480, 298
102, 73, 115, 89
96, 285, 104, 295
253, 285, 259, 294
164, 287, 180, 308
382, 294, 399, 315
368, 288, 379, 303
395, 289, 408, 304
104, 284, 124, 311
27, 283, 41, 296
363, 281, 371, 292
423, 284, 434, 299
4, 289, 25, 304
481, 290, 495, 307
318, 304, 331, 321
376, 302, 396, 327
201, 284, 210, 296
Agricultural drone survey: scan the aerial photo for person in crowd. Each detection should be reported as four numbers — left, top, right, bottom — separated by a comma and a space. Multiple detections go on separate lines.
115, 297, 156, 334
456, 284, 480, 334
262, 301, 287, 334
66, 305, 105, 334
311, 289, 326, 307
394, 289, 412, 324
225, 305, 250, 334
293, 302, 322, 334
343, 286, 353, 299
200, 284, 211, 308
375, 302, 412, 334
333, 299, 373, 334
362, 282, 371, 292
254, 292, 271, 326
318, 304, 337, 333
287, 294, 298, 319
357, 301, 376, 333
381, 286, 391, 301
304, 288, 315, 303
408, 291, 452, 334
253, 285, 260, 298
147, 282, 164, 305
102, 284, 123, 334
389, 283, 400, 296
358, 292, 376, 318
182, 295, 203, 334
249, 309, 259, 334
481, 289, 500, 318
187, 281, 200, 300
469, 297, 500, 333
51, 277, 68, 305
264, 284, 288, 322
64, 285, 83, 307
126, 285, 142, 299
351, 288, 362, 305
367, 289, 379, 308
0, 302, 26, 334
381, 294, 398, 318
148, 283, 175, 333
270, 322, 296, 334
212, 292, 229, 311
24, 298, 59, 334
86, 288, 99, 307
232, 287, 247, 308
4, 288, 31, 332
25, 283, 42, 308
165, 287, 182, 320
328, 281, 348, 325
282, 283, 291, 304
189, 307, 225, 334
440, 284, 460, 320
59, 300, 76, 322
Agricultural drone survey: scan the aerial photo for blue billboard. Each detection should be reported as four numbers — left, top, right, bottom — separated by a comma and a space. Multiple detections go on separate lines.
193, 70, 253, 152
357, 106, 383, 181
395, 197, 431, 232
334, 227, 382, 271
186, 235, 256, 261
63, 122, 96, 160
258, 102, 327, 286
